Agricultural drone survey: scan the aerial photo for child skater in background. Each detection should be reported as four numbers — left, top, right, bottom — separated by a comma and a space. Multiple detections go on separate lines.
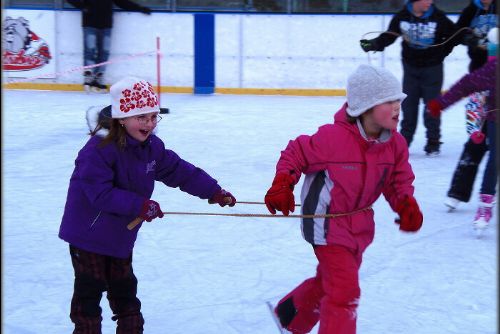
59, 77, 236, 334
427, 27, 498, 235
264, 64, 423, 334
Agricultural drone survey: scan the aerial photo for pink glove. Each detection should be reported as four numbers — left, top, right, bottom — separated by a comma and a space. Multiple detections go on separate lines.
426, 99, 443, 118
209, 189, 236, 207
470, 130, 485, 144
140, 199, 164, 222
264, 173, 296, 216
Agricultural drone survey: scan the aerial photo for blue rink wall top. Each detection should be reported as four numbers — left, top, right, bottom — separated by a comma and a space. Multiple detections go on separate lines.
3, 9, 468, 95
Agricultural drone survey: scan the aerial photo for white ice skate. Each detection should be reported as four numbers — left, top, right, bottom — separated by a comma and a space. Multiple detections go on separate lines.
472, 194, 494, 238
444, 197, 461, 212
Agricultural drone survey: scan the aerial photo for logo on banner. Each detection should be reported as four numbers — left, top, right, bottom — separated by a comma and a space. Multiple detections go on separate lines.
2, 16, 52, 71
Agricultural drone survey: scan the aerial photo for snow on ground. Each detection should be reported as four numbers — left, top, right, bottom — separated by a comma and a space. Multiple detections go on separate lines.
2, 90, 497, 333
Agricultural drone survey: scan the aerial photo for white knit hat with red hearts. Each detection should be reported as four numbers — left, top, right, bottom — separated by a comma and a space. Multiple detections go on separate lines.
110, 77, 160, 119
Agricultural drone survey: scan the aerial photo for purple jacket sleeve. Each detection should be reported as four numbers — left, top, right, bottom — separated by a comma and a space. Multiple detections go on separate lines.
438, 60, 496, 110
155, 144, 221, 200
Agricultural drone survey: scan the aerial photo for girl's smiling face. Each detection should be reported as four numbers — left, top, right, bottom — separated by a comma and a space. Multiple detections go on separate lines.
119, 112, 161, 142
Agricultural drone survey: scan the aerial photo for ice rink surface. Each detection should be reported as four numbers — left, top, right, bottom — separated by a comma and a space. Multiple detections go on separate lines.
2, 90, 497, 333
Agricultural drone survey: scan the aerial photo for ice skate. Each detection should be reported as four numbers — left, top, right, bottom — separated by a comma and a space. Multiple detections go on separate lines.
90, 72, 108, 93
83, 70, 94, 93
424, 139, 441, 156
266, 301, 293, 334
444, 197, 461, 212
472, 194, 494, 237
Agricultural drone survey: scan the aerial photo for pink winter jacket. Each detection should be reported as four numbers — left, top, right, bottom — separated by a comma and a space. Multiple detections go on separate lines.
275, 104, 415, 254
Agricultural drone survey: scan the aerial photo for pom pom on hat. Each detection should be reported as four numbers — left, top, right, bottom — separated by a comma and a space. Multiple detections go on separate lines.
110, 77, 160, 119
487, 27, 498, 58
346, 64, 407, 117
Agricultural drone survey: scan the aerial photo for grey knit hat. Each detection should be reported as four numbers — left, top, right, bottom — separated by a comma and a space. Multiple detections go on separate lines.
346, 64, 407, 117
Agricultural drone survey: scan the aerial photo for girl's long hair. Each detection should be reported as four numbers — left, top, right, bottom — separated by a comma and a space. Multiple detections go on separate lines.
90, 118, 128, 150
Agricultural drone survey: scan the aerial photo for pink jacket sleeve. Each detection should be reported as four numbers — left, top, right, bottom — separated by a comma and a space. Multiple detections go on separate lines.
275, 125, 333, 184
382, 134, 416, 211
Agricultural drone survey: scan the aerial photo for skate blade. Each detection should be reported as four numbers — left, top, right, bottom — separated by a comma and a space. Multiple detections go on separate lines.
90, 87, 108, 94
473, 223, 488, 238
266, 301, 290, 334
445, 205, 455, 213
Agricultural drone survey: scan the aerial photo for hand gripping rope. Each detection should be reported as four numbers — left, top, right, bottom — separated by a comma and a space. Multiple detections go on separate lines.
126, 201, 372, 230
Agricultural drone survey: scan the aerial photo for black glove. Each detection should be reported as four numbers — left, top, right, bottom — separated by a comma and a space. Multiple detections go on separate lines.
360, 39, 378, 52
463, 33, 480, 48
140, 6, 152, 14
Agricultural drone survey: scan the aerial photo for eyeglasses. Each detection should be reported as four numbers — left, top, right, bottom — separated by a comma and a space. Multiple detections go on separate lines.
134, 114, 162, 125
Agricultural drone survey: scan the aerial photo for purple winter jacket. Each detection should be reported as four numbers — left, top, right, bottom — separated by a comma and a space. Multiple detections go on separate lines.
437, 58, 497, 121
59, 134, 221, 258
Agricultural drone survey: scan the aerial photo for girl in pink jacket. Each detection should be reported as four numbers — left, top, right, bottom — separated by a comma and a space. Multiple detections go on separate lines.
264, 64, 423, 334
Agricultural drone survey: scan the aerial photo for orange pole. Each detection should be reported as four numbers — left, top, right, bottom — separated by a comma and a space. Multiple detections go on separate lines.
156, 36, 161, 106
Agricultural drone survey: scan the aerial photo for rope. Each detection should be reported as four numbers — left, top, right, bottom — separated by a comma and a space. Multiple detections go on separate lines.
127, 205, 372, 230
5, 50, 158, 84
361, 26, 474, 49
237, 201, 301, 206
160, 205, 371, 218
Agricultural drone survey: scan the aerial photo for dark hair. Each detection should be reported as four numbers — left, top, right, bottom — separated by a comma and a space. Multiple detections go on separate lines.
346, 114, 358, 124
346, 107, 373, 124
90, 118, 128, 150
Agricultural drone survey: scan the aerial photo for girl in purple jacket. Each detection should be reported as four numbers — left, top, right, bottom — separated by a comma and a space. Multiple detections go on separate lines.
427, 28, 497, 234
59, 77, 236, 333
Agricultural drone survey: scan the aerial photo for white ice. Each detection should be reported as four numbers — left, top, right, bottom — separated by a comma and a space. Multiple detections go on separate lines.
2, 90, 497, 333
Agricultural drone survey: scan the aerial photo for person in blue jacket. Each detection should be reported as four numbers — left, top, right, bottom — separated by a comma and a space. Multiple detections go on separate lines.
359, 0, 460, 156
59, 76, 236, 333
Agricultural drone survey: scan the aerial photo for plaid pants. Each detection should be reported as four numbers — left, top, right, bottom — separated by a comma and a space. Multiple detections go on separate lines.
69, 245, 144, 334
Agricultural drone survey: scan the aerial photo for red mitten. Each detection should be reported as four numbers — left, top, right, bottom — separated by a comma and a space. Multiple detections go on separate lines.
140, 199, 164, 222
264, 173, 296, 216
209, 189, 236, 207
470, 130, 486, 144
426, 99, 443, 118
395, 195, 423, 232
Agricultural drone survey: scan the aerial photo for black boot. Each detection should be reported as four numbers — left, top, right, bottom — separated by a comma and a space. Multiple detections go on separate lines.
83, 70, 94, 92
424, 139, 442, 156
91, 72, 108, 93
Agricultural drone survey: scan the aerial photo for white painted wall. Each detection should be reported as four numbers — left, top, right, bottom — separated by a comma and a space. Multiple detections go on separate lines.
16, 10, 470, 91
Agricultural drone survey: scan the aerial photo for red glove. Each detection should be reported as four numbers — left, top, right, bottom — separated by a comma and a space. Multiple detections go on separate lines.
264, 173, 296, 216
209, 189, 236, 207
395, 195, 423, 232
470, 130, 486, 144
426, 99, 443, 118
140, 199, 164, 222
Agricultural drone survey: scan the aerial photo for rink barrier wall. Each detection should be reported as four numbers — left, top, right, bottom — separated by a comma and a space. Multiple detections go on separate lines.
3, 82, 347, 96
3, 9, 468, 96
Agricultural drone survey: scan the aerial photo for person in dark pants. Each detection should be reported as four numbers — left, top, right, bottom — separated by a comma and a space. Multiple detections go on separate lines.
427, 33, 497, 232
443, 0, 497, 210
66, 0, 152, 92
60, 77, 236, 333
359, 0, 460, 155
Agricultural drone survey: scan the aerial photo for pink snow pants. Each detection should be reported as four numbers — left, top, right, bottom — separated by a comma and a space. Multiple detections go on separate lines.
275, 244, 361, 334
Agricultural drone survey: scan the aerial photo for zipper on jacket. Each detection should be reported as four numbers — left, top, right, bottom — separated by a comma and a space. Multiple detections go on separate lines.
90, 211, 102, 229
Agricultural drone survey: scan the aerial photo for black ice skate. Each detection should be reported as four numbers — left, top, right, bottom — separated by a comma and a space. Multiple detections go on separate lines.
424, 139, 442, 156
90, 72, 108, 93
83, 70, 94, 93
